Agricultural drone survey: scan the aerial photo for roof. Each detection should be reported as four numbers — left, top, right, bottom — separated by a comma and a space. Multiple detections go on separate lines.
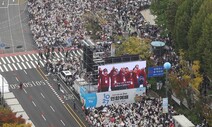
62, 70, 73, 76
172, 115, 195, 127
0, 74, 10, 93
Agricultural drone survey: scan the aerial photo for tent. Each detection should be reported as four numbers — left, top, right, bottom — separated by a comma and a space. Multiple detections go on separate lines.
0, 74, 10, 93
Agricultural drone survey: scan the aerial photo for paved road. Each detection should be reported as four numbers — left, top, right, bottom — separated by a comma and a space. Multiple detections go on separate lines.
1, 67, 88, 127
0, 0, 36, 53
0, 48, 88, 127
0, 49, 83, 72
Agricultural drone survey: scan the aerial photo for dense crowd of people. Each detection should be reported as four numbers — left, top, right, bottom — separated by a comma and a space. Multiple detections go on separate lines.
85, 97, 176, 127
26, 0, 210, 127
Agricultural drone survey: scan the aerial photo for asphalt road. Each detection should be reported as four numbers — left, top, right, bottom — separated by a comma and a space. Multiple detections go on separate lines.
0, 0, 37, 54
1, 67, 88, 127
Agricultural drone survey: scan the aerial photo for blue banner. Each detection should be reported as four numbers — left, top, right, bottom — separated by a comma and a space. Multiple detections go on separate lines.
148, 66, 164, 77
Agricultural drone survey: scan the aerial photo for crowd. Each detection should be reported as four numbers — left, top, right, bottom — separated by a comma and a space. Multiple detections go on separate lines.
85, 97, 176, 127
28, 0, 86, 48
27, 0, 210, 126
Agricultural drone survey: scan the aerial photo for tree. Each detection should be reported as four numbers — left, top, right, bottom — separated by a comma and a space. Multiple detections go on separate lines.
0, 107, 29, 127
187, 0, 212, 61
199, 14, 212, 78
3, 123, 32, 127
174, 0, 194, 50
115, 37, 151, 60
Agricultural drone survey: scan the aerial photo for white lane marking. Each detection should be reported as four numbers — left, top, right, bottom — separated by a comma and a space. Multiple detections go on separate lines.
59, 52, 64, 57
30, 61, 36, 68
79, 49, 83, 54
18, 55, 24, 62
15, 77, 19, 82
23, 55, 29, 61
77, 50, 81, 56
50, 106, 55, 112
60, 120, 65, 126
24, 70, 27, 74
21, 62, 27, 69
27, 54, 33, 61
0, 66, 3, 72
7, 3, 15, 53
3, 65, 8, 72
14, 56, 20, 62
26, 62, 32, 69
7, 64, 13, 71
55, 52, 60, 58
10, 57, 15, 63
12, 63, 18, 70
32, 101, 36, 107
17, 63, 22, 70
1, 57, 6, 64
32, 54, 38, 60
40, 60, 44, 67
41, 114, 46, 121
18, 3, 27, 52
23, 89, 27, 94
73, 51, 77, 56
41, 93, 45, 99
5, 57, 11, 63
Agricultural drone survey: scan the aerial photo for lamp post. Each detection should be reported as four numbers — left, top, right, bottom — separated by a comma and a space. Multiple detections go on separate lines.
164, 62, 171, 97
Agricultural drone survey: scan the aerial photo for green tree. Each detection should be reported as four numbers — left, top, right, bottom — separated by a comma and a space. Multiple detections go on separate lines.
174, 0, 194, 50
115, 37, 151, 60
187, 0, 212, 61
198, 14, 212, 78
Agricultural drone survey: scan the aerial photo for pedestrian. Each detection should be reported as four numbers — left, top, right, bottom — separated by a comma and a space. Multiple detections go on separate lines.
73, 101, 76, 110
19, 82, 23, 90
58, 83, 61, 90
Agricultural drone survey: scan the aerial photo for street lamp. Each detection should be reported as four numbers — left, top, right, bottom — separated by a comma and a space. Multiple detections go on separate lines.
164, 62, 171, 97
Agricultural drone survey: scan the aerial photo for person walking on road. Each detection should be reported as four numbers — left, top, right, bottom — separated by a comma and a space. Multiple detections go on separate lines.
58, 83, 61, 91
73, 100, 76, 110
19, 82, 23, 90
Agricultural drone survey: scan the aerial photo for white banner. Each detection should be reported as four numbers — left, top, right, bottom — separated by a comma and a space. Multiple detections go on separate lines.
81, 87, 146, 108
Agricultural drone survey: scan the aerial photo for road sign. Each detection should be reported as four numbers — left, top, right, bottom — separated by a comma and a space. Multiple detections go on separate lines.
148, 66, 164, 77
0, 42, 6, 48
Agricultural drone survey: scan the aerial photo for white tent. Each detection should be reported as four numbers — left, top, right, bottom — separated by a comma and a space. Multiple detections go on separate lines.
0, 74, 10, 93
172, 115, 195, 127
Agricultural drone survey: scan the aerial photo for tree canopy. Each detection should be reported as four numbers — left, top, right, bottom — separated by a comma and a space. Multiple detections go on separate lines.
151, 0, 212, 78
0, 107, 31, 127
115, 36, 151, 60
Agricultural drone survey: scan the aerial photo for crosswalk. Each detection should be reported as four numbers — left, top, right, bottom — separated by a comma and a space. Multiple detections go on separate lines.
0, 49, 83, 72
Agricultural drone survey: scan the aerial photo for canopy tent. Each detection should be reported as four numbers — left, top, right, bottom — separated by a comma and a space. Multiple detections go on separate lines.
0, 74, 10, 93
151, 41, 166, 57
151, 41, 165, 47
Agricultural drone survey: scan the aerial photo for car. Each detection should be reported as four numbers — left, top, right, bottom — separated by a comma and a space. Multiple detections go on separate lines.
59, 70, 73, 83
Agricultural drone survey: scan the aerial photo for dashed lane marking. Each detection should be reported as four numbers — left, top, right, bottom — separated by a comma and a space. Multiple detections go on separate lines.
50, 106, 55, 112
